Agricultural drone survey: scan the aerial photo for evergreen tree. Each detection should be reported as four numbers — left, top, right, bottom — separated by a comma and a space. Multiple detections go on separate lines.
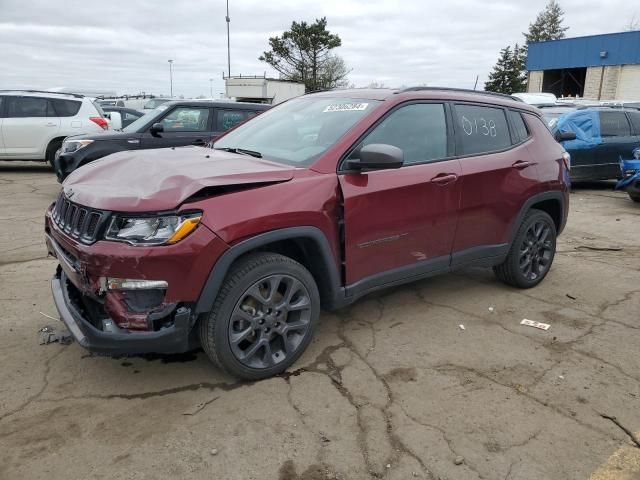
259, 18, 348, 91
524, 0, 569, 44
509, 43, 528, 92
485, 46, 513, 93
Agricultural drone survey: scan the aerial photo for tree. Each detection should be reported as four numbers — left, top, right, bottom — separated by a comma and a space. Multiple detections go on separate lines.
486, 1, 569, 94
485, 44, 527, 94
259, 17, 349, 91
485, 46, 513, 94
317, 55, 351, 89
625, 14, 639, 31
524, 0, 569, 44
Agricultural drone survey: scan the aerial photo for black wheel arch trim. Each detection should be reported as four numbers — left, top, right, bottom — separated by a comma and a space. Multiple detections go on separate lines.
195, 226, 344, 315
509, 191, 566, 246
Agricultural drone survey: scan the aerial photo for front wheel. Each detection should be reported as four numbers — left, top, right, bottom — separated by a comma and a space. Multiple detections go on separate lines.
45, 139, 63, 168
494, 209, 557, 289
199, 252, 320, 380
628, 192, 640, 203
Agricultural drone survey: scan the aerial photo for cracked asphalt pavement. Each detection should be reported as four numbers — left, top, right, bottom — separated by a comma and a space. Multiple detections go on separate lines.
1, 162, 639, 480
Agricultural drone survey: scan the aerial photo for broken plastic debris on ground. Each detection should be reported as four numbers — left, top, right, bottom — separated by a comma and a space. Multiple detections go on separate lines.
39, 325, 73, 345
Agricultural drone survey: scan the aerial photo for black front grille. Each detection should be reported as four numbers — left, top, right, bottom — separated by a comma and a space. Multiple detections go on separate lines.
52, 193, 107, 244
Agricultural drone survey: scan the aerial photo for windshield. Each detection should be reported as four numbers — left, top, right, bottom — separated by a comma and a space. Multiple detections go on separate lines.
122, 105, 169, 133
214, 97, 381, 166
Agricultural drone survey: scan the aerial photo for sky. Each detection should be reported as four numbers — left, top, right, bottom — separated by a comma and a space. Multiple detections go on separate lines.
0, 0, 637, 98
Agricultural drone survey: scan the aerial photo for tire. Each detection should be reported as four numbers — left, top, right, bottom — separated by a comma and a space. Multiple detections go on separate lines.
45, 139, 63, 168
199, 252, 320, 380
493, 209, 557, 289
629, 192, 640, 203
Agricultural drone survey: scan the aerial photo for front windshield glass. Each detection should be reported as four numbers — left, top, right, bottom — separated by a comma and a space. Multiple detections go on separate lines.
214, 97, 381, 166
122, 105, 169, 132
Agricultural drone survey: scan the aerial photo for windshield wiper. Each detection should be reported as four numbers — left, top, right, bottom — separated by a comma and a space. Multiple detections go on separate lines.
215, 147, 262, 158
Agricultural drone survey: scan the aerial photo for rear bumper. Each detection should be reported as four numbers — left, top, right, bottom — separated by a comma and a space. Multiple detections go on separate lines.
51, 269, 193, 355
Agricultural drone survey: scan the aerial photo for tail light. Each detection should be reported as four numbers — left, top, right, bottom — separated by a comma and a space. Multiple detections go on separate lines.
562, 152, 571, 171
90, 117, 108, 130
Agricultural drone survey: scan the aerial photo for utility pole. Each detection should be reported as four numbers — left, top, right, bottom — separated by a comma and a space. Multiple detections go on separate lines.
226, 0, 231, 78
168, 59, 174, 97
209, 78, 213, 98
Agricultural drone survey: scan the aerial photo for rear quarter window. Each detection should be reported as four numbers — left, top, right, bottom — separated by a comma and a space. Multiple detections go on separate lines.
217, 109, 249, 130
52, 99, 81, 117
509, 110, 530, 143
454, 104, 511, 155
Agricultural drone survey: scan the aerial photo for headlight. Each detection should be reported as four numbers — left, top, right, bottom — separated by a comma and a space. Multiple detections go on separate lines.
62, 139, 94, 154
105, 212, 202, 246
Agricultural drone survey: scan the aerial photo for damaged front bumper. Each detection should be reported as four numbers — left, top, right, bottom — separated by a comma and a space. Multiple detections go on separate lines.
45, 207, 229, 355
51, 269, 192, 355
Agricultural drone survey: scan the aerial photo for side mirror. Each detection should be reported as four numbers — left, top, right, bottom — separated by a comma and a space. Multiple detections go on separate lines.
347, 144, 404, 171
150, 123, 164, 137
555, 130, 576, 142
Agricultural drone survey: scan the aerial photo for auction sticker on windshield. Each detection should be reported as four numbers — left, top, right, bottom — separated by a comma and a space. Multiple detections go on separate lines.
323, 103, 369, 113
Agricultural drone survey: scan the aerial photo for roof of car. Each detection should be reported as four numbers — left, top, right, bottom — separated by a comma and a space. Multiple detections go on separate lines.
0, 90, 85, 99
305, 87, 537, 112
159, 100, 271, 110
101, 106, 144, 114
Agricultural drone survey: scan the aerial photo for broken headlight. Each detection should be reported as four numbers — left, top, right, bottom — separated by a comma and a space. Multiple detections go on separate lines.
105, 212, 202, 246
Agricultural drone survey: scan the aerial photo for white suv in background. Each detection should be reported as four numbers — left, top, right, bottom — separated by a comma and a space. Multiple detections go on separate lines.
0, 90, 108, 164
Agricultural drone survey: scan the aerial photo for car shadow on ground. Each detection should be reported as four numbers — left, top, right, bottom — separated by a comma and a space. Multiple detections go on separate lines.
571, 180, 617, 191
0, 161, 52, 173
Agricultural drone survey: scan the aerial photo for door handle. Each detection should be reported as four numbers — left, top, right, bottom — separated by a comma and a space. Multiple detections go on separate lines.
430, 173, 458, 185
45, 122, 57, 127
512, 160, 534, 169
191, 139, 206, 146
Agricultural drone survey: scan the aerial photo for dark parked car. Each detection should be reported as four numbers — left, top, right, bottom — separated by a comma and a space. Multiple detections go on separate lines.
555, 107, 640, 181
46, 87, 569, 380
101, 106, 144, 129
538, 105, 577, 129
54, 100, 269, 181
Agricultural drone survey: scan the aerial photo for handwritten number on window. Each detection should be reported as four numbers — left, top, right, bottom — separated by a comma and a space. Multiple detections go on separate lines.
461, 116, 497, 137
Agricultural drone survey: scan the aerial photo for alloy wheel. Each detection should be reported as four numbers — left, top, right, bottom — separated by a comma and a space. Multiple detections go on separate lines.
519, 220, 553, 281
228, 274, 312, 369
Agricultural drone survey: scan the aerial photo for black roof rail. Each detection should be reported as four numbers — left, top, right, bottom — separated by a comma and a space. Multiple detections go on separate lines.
397, 86, 523, 102
0, 89, 84, 98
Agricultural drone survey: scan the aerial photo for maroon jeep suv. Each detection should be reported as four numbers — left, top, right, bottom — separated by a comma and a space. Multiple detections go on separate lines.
46, 88, 570, 379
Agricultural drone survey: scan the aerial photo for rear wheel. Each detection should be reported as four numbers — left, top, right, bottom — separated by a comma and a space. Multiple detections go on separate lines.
628, 192, 640, 203
199, 252, 320, 380
45, 139, 63, 168
493, 209, 557, 288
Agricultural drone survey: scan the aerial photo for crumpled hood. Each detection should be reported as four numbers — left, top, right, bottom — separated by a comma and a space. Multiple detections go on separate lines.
63, 146, 296, 212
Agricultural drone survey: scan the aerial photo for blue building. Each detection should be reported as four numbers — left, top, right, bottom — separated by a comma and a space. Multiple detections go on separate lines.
526, 31, 640, 100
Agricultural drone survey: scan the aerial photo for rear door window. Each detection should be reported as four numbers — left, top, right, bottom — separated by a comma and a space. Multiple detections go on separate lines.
509, 110, 530, 143
599, 111, 631, 137
351, 103, 448, 165
159, 107, 210, 132
217, 109, 249, 130
454, 104, 511, 155
6, 96, 52, 118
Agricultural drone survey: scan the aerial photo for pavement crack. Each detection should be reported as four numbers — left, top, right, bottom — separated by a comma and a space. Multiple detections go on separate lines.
0, 347, 66, 422
41, 380, 241, 403
599, 413, 640, 448
433, 362, 628, 443
335, 311, 436, 479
